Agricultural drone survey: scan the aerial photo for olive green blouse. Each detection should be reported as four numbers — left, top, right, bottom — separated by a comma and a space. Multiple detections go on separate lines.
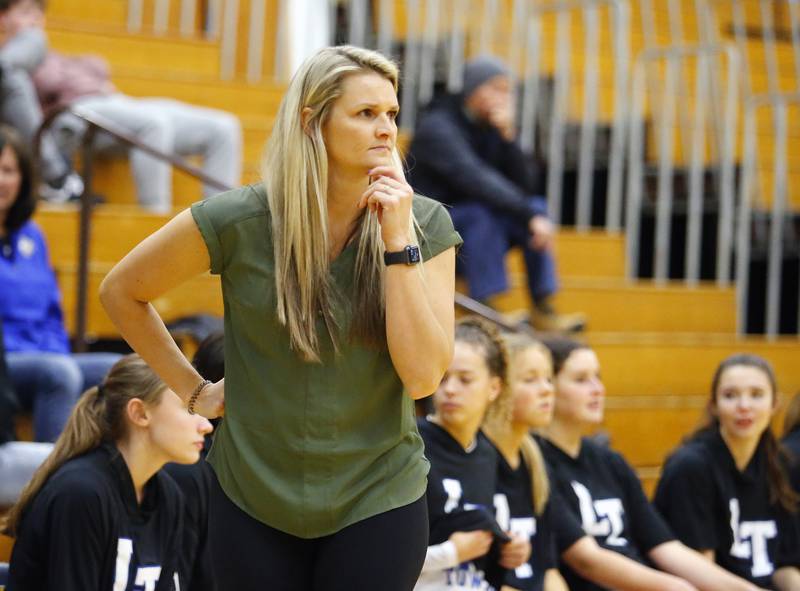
191, 184, 462, 538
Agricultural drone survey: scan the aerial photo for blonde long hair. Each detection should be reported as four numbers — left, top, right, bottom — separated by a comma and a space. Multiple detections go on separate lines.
2, 355, 167, 536
484, 333, 552, 516
263, 45, 419, 361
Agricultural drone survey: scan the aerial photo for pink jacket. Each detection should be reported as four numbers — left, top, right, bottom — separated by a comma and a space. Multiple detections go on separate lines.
32, 51, 116, 112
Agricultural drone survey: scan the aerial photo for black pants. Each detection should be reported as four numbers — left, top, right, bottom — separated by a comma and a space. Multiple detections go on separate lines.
208, 474, 429, 590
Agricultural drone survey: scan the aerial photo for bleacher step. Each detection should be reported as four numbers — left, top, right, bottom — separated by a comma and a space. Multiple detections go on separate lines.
47, 21, 220, 78
589, 331, 800, 396
488, 275, 737, 333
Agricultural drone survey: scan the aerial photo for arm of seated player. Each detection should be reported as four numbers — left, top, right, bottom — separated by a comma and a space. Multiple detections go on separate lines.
498, 532, 531, 569
773, 566, 800, 591
561, 536, 698, 591
543, 568, 570, 591
420, 530, 493, 572
649, 540, 765, 591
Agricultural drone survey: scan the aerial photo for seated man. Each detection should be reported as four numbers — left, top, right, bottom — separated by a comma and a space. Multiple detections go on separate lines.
407, 56, 585, 332
0, 0, 83, 202
2, 0, 243, 212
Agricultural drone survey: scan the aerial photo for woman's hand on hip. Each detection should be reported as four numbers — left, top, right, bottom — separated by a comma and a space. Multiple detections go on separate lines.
358, 165, 414, 251
195, 379, 225, 419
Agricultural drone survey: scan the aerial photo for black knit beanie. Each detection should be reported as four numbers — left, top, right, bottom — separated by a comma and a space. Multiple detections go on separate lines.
461, 55, 510, 99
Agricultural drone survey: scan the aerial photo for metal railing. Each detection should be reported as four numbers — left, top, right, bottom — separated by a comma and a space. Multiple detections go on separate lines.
35, 104, 510, 348
517, 0, 631, 233
699, 0, 800, 337
624, 43, 741, 288
34, 106, 230, 351
116, 0, 800, 337
737, 92, 800, 338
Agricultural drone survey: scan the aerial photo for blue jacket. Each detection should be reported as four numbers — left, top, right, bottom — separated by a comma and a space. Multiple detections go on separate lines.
407, 95, 547, 220
0, 221, 70, 354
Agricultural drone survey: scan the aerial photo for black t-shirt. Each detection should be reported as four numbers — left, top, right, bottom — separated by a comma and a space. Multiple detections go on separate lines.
654, 430, 800, 589
491, 442, 575, 591
419, 418, 506, 590
9, 444, 192, 591
784, 429, 800, 491
539, 436, 674, 591
163, 460, 217, 591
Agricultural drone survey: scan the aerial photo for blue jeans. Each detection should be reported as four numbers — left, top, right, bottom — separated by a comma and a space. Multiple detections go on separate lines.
0, 441, 53, 505
450, 200, 559, 303
6, 352, 121, 442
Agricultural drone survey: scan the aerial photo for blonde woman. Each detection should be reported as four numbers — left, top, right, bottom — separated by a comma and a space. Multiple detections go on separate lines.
99, 45, 461, 590
3, 354, 213, 590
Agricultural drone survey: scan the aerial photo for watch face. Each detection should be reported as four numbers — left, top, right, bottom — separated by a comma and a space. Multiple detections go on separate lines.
407, 246, 421, 263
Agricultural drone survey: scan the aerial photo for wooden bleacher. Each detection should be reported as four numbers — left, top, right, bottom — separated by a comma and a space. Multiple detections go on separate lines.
33, 0, 800, 487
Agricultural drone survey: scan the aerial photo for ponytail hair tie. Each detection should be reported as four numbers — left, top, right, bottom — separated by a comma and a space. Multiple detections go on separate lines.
96, 383, 105, 398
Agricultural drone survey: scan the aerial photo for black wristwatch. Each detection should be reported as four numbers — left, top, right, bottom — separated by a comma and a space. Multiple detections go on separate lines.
384, 245, 421, 266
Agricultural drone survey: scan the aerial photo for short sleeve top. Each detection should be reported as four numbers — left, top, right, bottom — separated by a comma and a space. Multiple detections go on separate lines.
191, 184, 462, 538
654, 430, 800, 589
540, 436, 674, 591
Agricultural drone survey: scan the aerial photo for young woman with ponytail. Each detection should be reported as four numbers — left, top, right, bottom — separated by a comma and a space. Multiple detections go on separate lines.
415, 317, 530, 591
3, 354, 213, 591
655, 354, 800, 590
481, 333, 563, 591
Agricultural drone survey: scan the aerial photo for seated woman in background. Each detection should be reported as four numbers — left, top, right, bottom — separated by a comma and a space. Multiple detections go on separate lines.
0, 125, 120, 442
415, 317, 530, 590
655, 354, 800, 590
540, 338, 765, 591
481, 333, 566, 591
3, 354, 213, 590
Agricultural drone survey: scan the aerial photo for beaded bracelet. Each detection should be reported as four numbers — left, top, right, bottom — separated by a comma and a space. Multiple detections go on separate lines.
187, 379, 212, 415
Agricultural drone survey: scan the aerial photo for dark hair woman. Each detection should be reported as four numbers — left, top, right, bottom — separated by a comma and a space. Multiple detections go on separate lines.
655, 354, 800, 590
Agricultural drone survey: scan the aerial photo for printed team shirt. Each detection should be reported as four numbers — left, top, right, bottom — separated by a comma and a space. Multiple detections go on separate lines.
654, 430, 800, 589
416, 419, 505, 590
8, 444, 191, 591
489, 442, 565, 591
163, 461, 216, 591
539, 436, 674, 591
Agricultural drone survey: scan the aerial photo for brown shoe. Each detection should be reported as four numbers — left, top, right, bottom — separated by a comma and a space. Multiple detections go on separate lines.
529, 308, 587, 333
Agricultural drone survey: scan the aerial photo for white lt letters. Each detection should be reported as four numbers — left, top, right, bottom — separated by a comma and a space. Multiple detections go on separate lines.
729, 498, 777, 578
443, 479, 463, 514
493, 494, 536, 579
572, 481, 628, 547
112, 537, 176, 591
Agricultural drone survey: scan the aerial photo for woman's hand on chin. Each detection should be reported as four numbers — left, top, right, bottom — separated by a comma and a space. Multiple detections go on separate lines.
358, 165, 414, 250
